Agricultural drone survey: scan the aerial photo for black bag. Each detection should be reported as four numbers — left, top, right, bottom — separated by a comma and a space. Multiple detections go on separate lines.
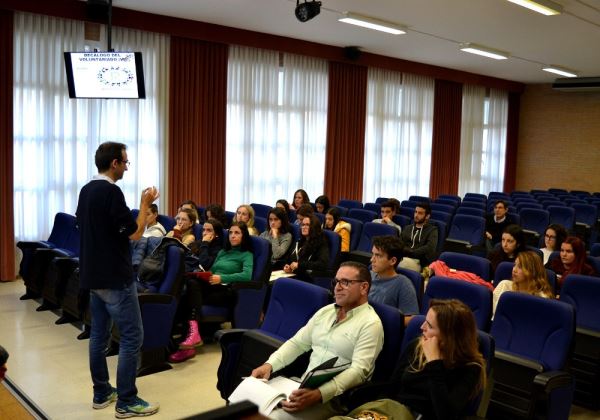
138, 237, 189, 287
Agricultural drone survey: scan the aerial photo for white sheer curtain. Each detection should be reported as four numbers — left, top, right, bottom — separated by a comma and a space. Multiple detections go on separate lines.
226, 46, 327, 209
363, 69, 434, 202
13, 12, 169, 241
458, 85, 508, 196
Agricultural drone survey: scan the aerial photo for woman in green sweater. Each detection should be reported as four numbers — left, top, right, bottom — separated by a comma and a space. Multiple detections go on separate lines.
169, 221, 254, 363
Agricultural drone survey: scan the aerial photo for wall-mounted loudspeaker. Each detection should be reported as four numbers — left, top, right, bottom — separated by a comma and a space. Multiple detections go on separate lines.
86, 0, 110, 22
343, 46, 362, 61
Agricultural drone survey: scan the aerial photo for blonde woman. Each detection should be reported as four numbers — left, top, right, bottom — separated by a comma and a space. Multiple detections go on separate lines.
493, 250, 553, 315
233, 204, 259, 236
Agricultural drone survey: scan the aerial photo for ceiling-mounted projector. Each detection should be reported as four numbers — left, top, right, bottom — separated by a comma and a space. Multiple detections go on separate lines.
295, 0, 322, 22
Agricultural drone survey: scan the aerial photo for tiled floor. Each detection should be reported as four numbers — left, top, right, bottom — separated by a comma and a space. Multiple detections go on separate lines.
1, 279, 599, 419
0, 280, 225, 419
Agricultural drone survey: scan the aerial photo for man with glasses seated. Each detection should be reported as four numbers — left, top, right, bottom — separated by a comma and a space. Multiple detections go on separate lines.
251, 261, 384, 420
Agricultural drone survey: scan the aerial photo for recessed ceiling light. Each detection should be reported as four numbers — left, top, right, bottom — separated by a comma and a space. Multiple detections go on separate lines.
506, 0, 562, 16
459, 43, 509, 60
338, 12, 406, 35
543, 66, 578, 78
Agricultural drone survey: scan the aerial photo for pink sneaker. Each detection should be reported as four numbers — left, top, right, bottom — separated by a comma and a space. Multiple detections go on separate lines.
179, 320, 203, 349
168, 348, 196, 363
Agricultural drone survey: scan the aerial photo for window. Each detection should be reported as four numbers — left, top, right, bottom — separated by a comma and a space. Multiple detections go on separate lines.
226, 46, 327, 208
363, 69, 434, 201
13, 13, 168, 240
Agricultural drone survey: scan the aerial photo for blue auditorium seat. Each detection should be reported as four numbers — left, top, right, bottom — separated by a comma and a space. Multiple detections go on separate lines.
443, 214, 486, 255
438, 251, 492, 281
348, 208, 377, 224
338, 199, 363, 209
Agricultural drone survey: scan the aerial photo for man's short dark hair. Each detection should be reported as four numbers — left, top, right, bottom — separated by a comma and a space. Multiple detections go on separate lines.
149, 204, 158, 214
95, 142, 126, 172
381, 200, 399, 214
494, 200, 508, 209
372, 235, 404, 268
340, 261, 371, 287
0, 345, 8, 365
416, 202, 431, 216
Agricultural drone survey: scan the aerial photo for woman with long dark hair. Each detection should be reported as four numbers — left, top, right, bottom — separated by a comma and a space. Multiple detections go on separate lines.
323, 207, 351, 252
487, 224, 526, 274
284, 215, 328, 280
548, 236, 597, 289
260, 207, 293, 269
291, 189, 310, 211
539, 223, 567, 265
169, 221, 254, 363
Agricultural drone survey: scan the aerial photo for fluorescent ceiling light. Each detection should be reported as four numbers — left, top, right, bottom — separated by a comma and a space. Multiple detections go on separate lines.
338, 12, 406, 35
543, 66, 578, 78
459, 43, 509, 60
506, 0, 562, 16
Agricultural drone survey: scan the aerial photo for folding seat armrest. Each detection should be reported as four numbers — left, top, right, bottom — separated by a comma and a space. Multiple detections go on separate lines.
137, 292, 175, 306
17, 240, 52, 250
347, 250, 372, 266
51, 256, 79, 271
36, 247, 73, 259
576, 326, 600, 339
495, 350, 544, 373
522, 229, 540, 237
533, 370, 573, 393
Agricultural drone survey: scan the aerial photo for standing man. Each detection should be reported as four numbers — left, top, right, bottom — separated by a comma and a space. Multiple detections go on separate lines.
399, 202, 438, 273
77, 142, 160, 418
252, 261, 384, 419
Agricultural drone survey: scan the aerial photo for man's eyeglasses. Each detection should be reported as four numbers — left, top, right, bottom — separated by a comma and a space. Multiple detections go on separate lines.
119, 159, 131, 168
331, 278, 366, 288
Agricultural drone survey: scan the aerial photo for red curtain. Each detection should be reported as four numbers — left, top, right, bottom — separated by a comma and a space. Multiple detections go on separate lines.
503, 91, 521, 192
168, 38, 228, 214
0, 10, 15, 281
324, 62, 368, 204
429, 79, 463, 199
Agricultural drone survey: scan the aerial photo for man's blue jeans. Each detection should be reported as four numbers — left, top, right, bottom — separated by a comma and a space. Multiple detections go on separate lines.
89, 282, 143, 407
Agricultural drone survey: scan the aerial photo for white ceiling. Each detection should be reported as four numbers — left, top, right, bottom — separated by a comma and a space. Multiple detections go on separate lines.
111, 0, 600, 84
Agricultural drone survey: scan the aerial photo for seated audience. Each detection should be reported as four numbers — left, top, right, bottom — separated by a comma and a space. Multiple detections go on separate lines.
399, 202, 438, 272
284, 215, 329, 280
276, 199, 293, 221
204, 203, 229, 228
548, 236, 597, 290
143, 203, 166, 238
487, 224, 526, 274
233, 204, 259, 236
169, 221, 254, 363
324, 207, 351, 252
315, 195, 331, 214
337, 299, 486, 420
373, 199, 401, 233
369, 236, 419, 318
540, 223, 567, 265
189, 218, 224, 272
252, 262, 384, 420
485, 199, 511, 249
295, 203, 315, 226
166, 208, 196, 246
291, 188, 310, 211
260, 207, 293, 269
178, 199, 199, 223
493, 251, 554, 315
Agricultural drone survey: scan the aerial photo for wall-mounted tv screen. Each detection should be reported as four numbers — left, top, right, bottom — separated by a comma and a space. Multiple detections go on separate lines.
64, 51, 146, 99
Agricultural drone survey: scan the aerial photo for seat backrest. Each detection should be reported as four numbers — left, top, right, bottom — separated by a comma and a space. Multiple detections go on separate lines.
465, 192, 487, 202
391, 214, 411, 228
347, 208, 377, 224
560, 274, 600, 331
157, 214, 176, 232
422, 276, 492, 331
368, 301, 404, 382
63, 222, 81, 256
427, 219, 446, 255
250, 236, 272, 284
547, 205, 575, 230
439, 251, 491, 280
47, 212, 77, 247
396, 267, 424, 310
357, 222, 399, 252
401, 200, 418, 209
253, 216, 267, 234
338, 199, 363, 209
430, 210, 453, 226
571, 203, 597, 226
363, 202, 381, 214
446, 215, 486, 248
494, 261, 514, 286
492, 292, 574, 371
519, 208, 550, 234
343, 217, 363, 251
431, 203, 455, 215
250, 203, 272, 220
157, 246, 185, 296
331, 205, 348, 217
456, 206, 486, 218
409, 195, 430, 204
261, 278, 330, 339
438, 194, 461, 205
375, 197, 389, 204
322, 230, 340, 271
591, 243, 600, 257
